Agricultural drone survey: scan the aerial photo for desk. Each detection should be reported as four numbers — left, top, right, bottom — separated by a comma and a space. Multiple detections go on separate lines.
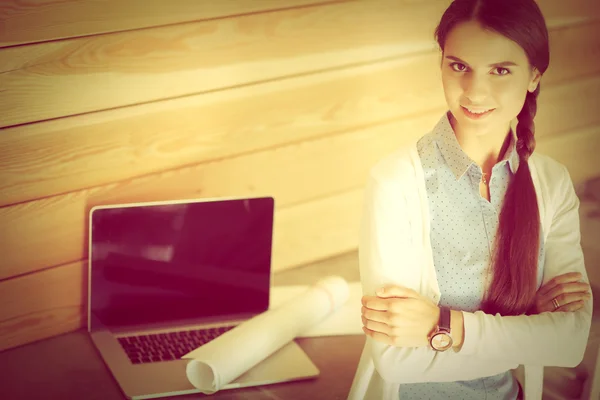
0, 329, 365, 400
0, 253, 364, 400
5, 246, 598, 399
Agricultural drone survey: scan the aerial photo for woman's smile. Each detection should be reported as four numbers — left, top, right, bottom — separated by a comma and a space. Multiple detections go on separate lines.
461, 106, 495, 119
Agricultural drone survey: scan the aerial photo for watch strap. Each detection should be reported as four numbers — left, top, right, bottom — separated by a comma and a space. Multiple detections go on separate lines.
439, 305, 451, 332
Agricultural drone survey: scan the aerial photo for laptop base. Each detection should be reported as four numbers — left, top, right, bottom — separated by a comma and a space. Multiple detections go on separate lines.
91, 330, 319, 399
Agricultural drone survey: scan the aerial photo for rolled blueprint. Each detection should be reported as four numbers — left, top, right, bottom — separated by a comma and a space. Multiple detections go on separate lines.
182, 275, 350, 394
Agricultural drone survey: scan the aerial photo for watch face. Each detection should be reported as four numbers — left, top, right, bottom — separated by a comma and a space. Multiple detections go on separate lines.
432, 333, 453, 351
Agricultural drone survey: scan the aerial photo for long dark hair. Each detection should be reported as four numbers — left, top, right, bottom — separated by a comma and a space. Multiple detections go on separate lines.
434, 0, 550, 316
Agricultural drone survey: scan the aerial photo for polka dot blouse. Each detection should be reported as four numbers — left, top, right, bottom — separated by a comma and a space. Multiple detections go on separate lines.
397, 111, 545, 400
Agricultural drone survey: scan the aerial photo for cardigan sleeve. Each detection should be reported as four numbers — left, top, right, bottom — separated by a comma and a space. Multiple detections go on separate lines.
459, 165, 593, 367
360, 170, 520, 384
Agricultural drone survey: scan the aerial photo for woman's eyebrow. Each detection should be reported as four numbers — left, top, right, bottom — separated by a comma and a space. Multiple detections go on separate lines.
445, 55, 518, 67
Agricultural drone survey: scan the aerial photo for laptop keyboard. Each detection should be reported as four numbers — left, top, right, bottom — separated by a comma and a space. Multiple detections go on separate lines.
117, 325, 235, 364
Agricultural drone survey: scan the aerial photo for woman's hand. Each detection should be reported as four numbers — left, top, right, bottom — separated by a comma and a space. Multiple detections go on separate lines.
529, 272, 592, 314
361, 285, 439, 347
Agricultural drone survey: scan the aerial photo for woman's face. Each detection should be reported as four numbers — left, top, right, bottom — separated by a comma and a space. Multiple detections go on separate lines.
441, 20, 542, 137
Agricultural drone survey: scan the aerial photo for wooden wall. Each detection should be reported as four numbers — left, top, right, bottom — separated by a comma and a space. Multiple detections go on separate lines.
1, 0, 599, 352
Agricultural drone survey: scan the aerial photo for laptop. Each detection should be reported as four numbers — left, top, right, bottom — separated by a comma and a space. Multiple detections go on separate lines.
87, 196, 320, 399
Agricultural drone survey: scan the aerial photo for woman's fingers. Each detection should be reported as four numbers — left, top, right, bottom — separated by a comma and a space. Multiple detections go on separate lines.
544, 283, 591, 305
551, 291, 591, 307
361, 306, 390, 324
555, 300, 586, 313
528, 272, 593, 315
361, 315, 391, 335
538, 272, 583, 297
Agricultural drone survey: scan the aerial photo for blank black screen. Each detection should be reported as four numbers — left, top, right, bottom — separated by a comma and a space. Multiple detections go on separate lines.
89, 197, 274, 330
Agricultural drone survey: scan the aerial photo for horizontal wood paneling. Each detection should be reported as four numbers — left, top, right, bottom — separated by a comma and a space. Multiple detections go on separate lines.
0, 0, 350, 48
2, 0, 599, 129
273, 188, 363, 269
544, 21, 600, 85
1, 0, 599, 355
0, 259, 85, 352
538, 0, 600, 27
535, 75, 600, 137
536, 125, 600, 186
0, 54, 445, 207
0, 189, 366, 352
2, 0, 599, 48
0, 302, 83, 353
0, 111, 439, 281
1, 122, 599, 353
1, 74, 600, 282
0, 0, 447, 128
1, 20, 600, 207
0, 187, 364, 325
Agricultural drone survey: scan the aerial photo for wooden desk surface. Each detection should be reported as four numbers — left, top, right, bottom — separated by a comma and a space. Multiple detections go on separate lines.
0, 329, 365, 400
0, 252, 364, 400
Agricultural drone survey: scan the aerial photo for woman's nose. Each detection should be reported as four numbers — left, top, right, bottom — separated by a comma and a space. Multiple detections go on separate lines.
463, 75, 490, 103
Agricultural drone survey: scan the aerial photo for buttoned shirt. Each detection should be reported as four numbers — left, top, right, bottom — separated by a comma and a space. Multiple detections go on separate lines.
347, 111, 592, 400
398, 112, 544, 399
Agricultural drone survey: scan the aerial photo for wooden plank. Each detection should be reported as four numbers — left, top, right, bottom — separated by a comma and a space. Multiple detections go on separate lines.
1, 91, 599, 283
2, 0, 597, 49
0, 54, 446, 207
536, 0, 600, 28
536, 125, 600, 186
1, 124, 598, 353
273, 188, 363, 269
0, 249, 361, 352
0, 111, 437, 281
535, 75, 600, 140
0, 0, 447, 128
543, 21, 600, 86
0, 258, 85, 352
0, 188, 366, 324
2, 0, 598, 129
0, 258, 86, 325
0, 0, 348, 48
2, 18, 600, 207
0, 304, 83, 353
0, 187, 365, 351
1, 74, 600, 280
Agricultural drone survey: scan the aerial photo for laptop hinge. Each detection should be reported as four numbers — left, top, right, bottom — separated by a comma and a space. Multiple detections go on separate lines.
99, 311, 260, 335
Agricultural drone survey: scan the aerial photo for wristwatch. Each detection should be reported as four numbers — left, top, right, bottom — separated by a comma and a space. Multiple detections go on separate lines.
428, 305, 453, 351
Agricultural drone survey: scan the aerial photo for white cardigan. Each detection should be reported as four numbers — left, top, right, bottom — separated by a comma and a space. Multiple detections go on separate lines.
347, 142, 593, 400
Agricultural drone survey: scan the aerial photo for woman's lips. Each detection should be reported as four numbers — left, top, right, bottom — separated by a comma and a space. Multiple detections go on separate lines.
461, 106, 495, 119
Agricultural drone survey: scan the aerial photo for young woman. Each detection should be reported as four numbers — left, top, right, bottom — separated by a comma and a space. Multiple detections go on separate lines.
349, 0, 593, 399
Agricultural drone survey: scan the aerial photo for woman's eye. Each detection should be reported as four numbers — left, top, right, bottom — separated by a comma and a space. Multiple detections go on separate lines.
450, 62, 466, 72
449, 63, 510, 76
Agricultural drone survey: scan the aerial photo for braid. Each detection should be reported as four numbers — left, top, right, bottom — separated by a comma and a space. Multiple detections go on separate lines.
515, 85, 540, 162
432, 0, 549, 317
483, 83, 542, 316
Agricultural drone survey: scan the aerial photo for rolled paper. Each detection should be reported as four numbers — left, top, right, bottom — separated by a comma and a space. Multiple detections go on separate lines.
182, 275, 350, 394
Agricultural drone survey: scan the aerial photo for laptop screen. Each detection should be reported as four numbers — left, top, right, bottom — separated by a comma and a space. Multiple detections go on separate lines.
89, 197, 274, 331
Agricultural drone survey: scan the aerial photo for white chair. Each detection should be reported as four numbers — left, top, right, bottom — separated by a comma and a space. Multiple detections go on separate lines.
580, 311, 600, 400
